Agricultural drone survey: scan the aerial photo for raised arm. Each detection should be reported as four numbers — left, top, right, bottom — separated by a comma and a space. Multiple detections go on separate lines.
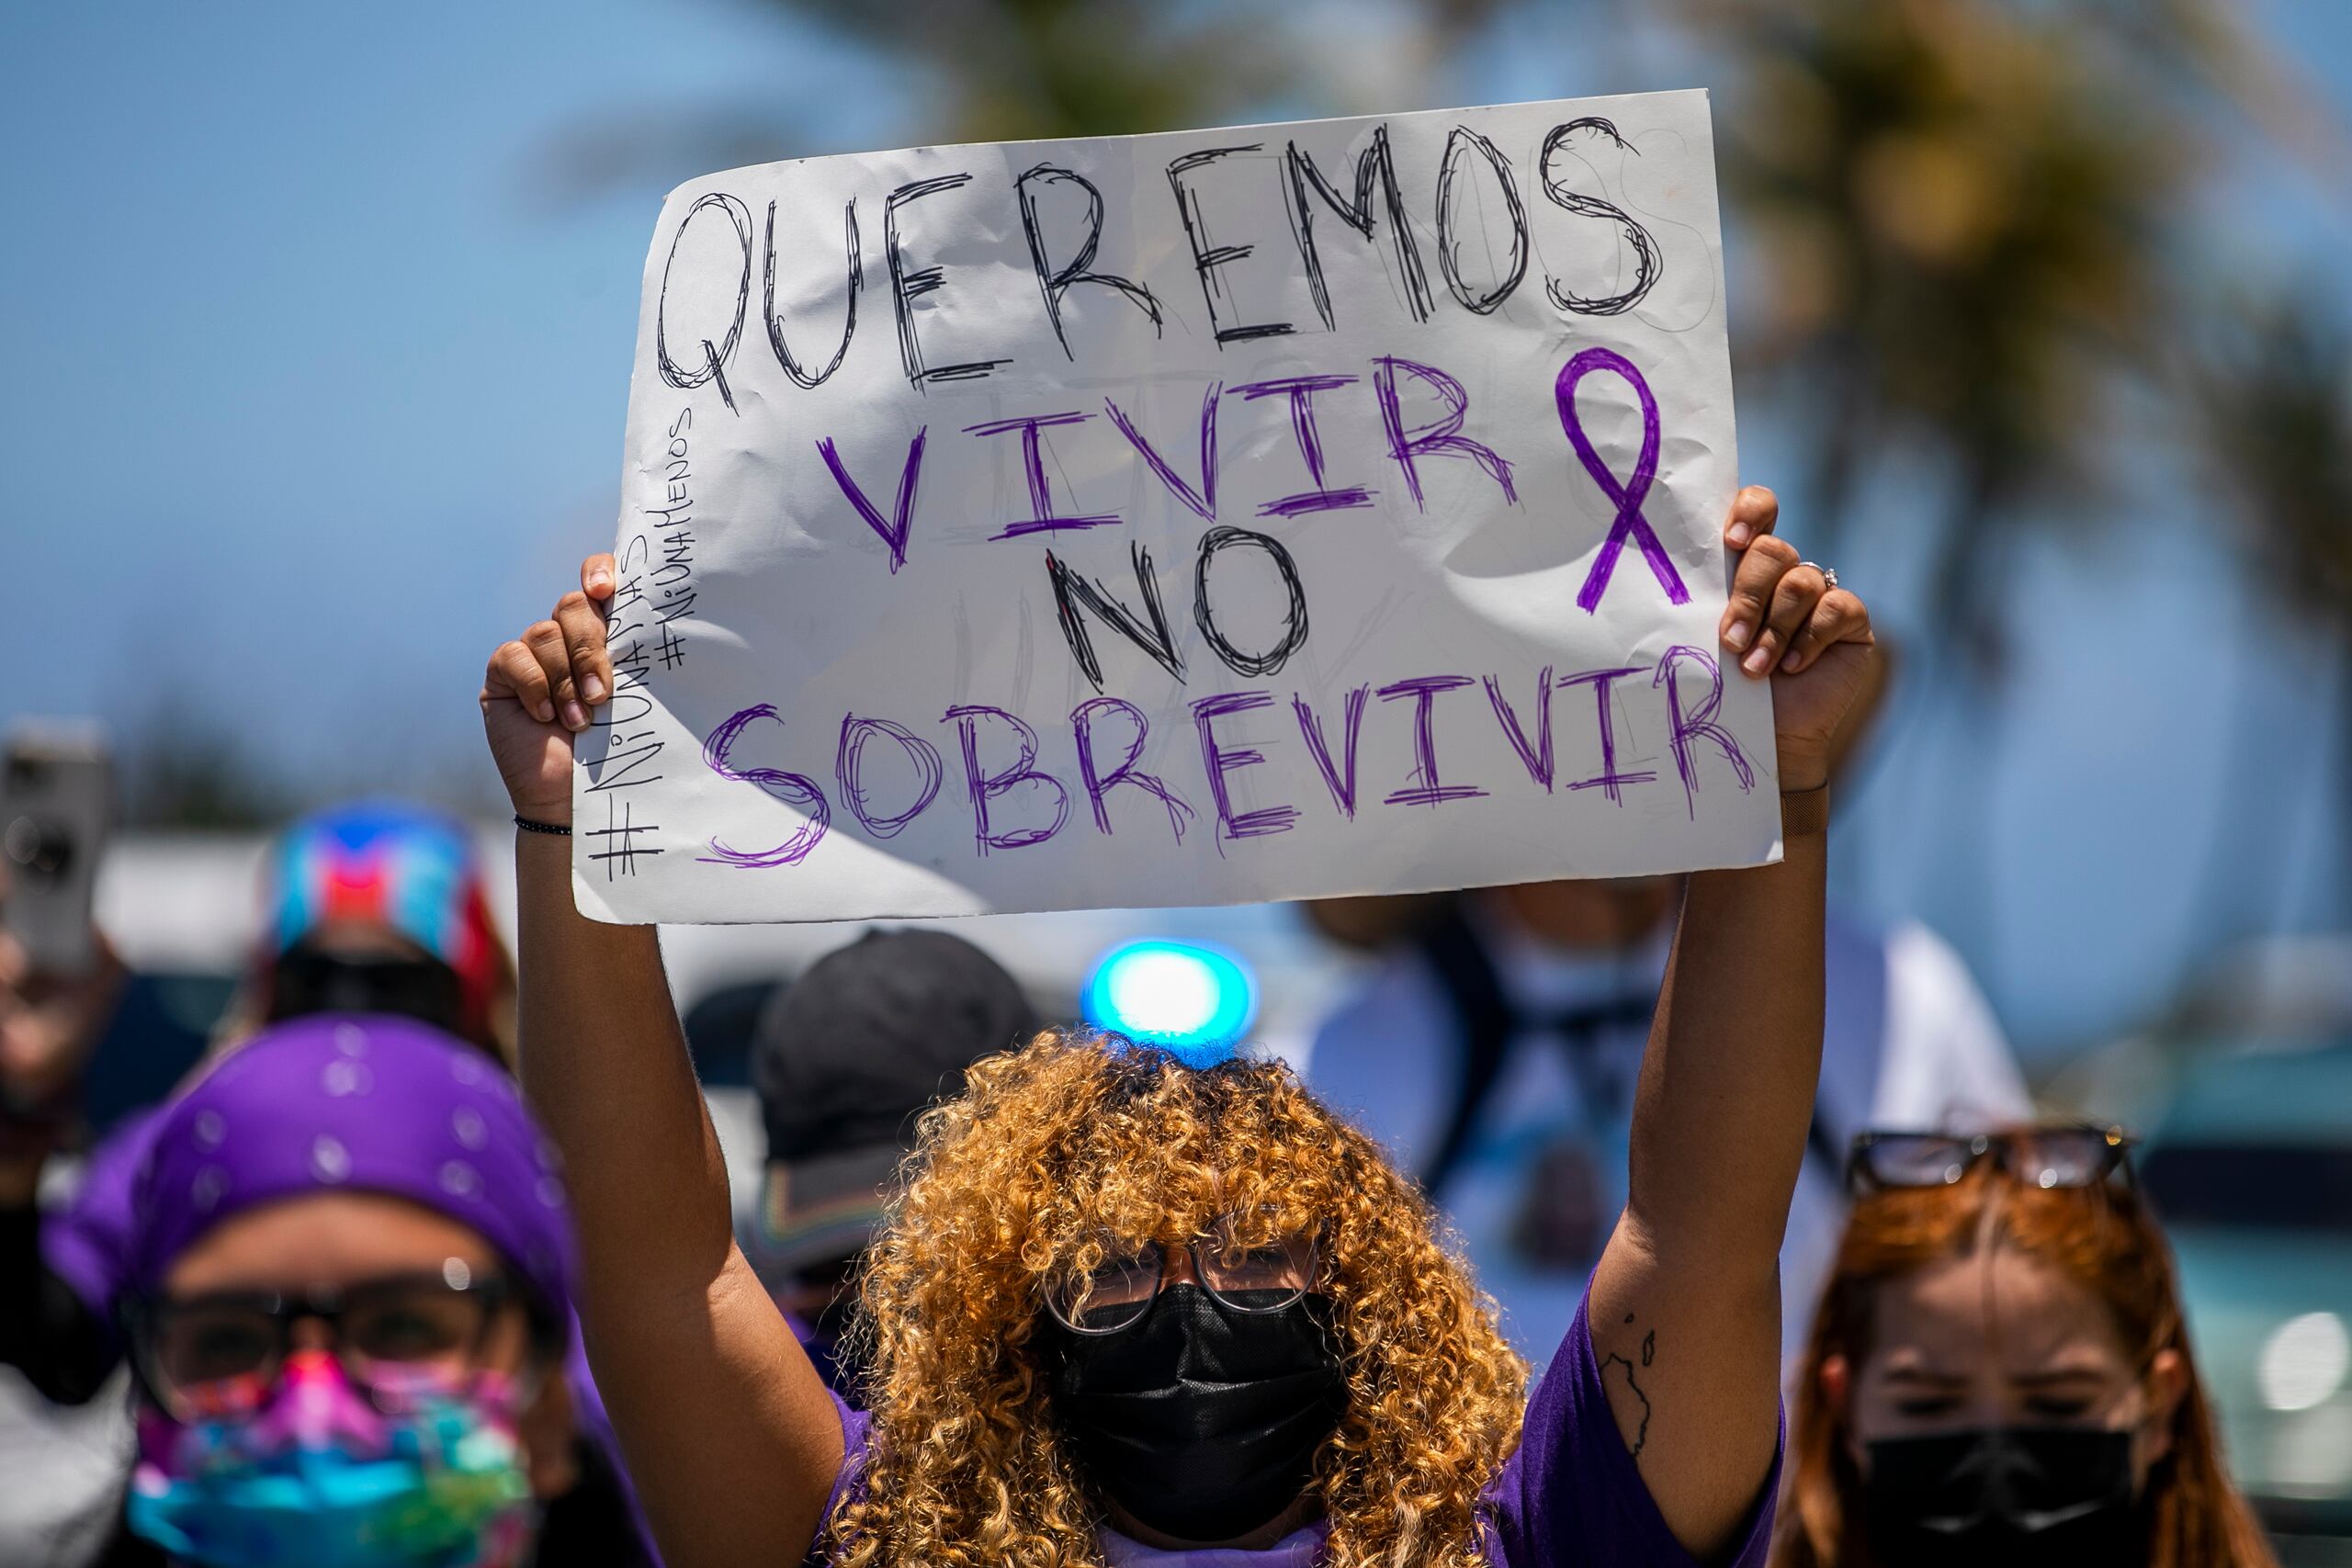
1589, 488, 1875, 1557
482, 558, 842, 1568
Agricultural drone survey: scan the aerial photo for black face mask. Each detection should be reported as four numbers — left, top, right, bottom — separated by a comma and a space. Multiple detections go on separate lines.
1049, 1284, 1348, 1543
1862, 1426, 2146, 1568
270, 946, 465, 1034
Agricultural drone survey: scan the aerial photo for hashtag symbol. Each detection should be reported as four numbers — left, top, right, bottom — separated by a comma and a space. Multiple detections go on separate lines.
586, 795, 664, 880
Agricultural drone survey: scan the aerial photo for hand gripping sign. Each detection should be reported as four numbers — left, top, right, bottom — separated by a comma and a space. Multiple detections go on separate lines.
575, 90, 1781, 924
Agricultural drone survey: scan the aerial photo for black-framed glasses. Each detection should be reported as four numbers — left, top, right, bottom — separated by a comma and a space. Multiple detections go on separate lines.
126, 1261, 513, 1420
1045, 1215, 1322, 1336
1847, 1126, 2137, 1198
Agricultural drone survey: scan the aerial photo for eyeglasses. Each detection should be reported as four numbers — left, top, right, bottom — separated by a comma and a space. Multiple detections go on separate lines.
126, 1262, 514, 1420
1847, 1126, 2137, 1198
1045, 1216, 1322, 1336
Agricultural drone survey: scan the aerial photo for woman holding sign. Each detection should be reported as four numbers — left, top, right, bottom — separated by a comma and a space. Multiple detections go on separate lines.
480, 487, 1871, 1568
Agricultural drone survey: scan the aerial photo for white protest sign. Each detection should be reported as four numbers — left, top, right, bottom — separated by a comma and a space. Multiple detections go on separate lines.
575, 89, 1781, 924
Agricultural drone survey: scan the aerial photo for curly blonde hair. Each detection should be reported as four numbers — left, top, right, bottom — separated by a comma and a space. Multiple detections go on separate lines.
826, 1028, 1529, 1568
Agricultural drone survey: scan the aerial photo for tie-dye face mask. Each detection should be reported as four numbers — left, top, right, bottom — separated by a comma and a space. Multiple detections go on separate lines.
127, 1349, 537, 1568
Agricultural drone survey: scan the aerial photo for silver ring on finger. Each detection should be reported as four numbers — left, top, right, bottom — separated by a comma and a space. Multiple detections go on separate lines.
1800, 560, 1838, 592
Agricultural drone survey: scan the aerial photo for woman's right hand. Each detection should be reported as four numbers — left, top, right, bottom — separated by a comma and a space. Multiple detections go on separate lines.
480, 554, 617, 827
492, 553, 844, 1568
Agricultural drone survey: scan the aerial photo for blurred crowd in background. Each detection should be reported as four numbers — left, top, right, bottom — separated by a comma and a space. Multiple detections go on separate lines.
3, 0, 2347, 1563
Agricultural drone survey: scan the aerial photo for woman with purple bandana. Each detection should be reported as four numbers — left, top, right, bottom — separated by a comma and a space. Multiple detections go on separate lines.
483, 487, 1878, 1568
110, 1012, 640, 1566
5, 802, 522, 1413
1, 808, 659, 1564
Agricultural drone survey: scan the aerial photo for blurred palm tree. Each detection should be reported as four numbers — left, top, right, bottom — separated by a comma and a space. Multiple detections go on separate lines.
1686, 0, 2338, 667
2177, 286, 2352, 925
534, 0, 1513, 204
1658, 0, 2341, 965
532, 0, 2343, 952
2187, 288, 2352, 666
737, 0, 2297, 681
529, 1, 1302, 204
763, 0, 1518, 142
756, 0, 1293, 143
1689, 0, 2211, 673
118, 721, 292, 829
552, 0, 2322, 672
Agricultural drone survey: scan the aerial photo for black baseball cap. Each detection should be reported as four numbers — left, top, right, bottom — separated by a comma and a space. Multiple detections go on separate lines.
752, 929, 1037, 1273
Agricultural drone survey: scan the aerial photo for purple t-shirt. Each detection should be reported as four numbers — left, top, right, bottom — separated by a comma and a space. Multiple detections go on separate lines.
820, 1292, 1779, 1567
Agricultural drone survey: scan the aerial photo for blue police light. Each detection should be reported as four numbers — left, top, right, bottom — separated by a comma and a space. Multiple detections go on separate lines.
1084, 940, 1258, 1066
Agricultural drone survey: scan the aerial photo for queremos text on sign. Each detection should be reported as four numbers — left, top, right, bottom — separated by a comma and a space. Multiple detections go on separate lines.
575, 90, 1780, 923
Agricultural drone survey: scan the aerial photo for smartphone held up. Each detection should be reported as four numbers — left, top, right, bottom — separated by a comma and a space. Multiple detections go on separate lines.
2, 723, 112, 977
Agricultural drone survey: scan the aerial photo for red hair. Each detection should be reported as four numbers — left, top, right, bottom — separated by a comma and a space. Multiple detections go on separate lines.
1771, 1142, 2276, 1568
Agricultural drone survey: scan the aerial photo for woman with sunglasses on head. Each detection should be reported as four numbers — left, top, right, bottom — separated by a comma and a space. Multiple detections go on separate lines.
481, 488, 1875, 1568
96, 1011, 652, 1568
1770, 1126, 2277, 1568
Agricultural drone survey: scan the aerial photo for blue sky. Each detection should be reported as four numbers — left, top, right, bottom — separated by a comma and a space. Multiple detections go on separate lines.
4, 0, 2347, 1055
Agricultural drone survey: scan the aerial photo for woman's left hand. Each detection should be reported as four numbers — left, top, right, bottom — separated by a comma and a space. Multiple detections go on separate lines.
1715, 486, 1875, 793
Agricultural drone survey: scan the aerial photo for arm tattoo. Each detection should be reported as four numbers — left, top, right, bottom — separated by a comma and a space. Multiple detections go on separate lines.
1599, 1320, 1657, 1459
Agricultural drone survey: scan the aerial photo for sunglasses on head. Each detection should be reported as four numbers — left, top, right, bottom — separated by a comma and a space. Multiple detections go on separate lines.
1846, 1125, 2137, 1199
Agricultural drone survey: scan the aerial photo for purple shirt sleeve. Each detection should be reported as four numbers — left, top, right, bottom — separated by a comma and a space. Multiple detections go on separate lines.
823, 1392, 873, 1515
559, 1324, 665, 1564
803, 1392, 873, 1566
1480, 1292, 1781, 1568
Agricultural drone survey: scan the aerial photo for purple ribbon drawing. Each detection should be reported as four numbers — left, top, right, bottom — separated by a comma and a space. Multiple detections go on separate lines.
1556, 347, 1690, 615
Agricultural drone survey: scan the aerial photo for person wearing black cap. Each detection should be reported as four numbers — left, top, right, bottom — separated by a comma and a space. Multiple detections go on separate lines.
748, 929, 1037, 1400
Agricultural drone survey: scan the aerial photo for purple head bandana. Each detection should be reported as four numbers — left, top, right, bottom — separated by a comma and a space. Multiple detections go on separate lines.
129, 1013, 575, 1317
